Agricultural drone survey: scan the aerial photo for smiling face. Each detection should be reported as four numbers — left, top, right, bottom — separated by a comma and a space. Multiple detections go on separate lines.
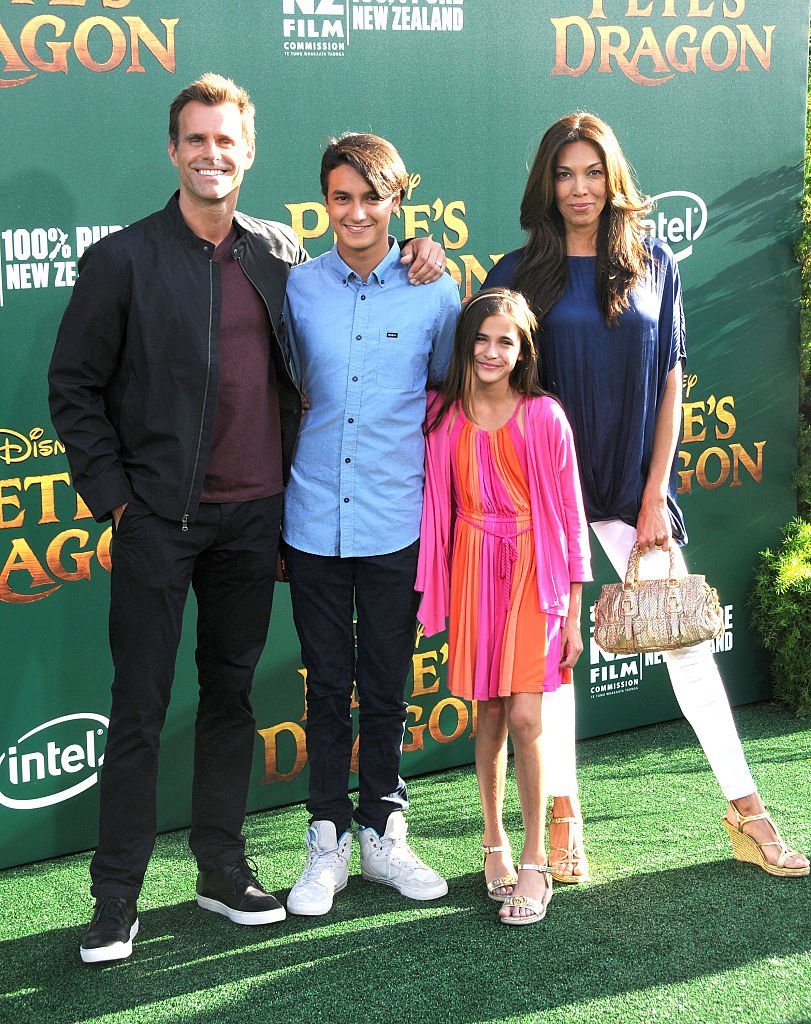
553, 139, 607, 240
168, 100, 254, 212
472, 312, 523, 391
324, 163, 400, 275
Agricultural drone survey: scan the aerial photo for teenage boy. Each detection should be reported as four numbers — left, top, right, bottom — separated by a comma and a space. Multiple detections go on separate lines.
282, 134, 460, 915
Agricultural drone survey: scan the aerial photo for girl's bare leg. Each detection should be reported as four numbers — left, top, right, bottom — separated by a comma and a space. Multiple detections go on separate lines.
475, 698, 515, 896
500, 692, 549, 920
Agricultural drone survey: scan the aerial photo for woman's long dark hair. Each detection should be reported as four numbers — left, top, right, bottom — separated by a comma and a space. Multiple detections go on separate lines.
426, 288, 544, 434
514, 112, 651, 327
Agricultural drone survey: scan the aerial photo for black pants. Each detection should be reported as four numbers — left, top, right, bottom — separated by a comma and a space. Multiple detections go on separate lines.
285, 542, 420, 835
90, 493, 282, 899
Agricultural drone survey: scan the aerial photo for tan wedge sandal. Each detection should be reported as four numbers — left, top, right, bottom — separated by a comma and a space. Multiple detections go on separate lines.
548, 813, 590, 884
482, 842, 518, 902
722, 803, 809, 878
499, 863, 553, 925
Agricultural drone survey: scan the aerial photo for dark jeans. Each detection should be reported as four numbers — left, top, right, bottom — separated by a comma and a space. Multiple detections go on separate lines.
285, 542, 420, 835
90, 493, 282, 900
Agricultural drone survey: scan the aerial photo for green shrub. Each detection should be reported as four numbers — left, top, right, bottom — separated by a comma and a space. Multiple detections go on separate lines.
750, 519, 811, 717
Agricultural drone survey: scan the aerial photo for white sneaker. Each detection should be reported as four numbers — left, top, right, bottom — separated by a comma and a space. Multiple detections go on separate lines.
287, 821, 352, 916
358, 812, 448, 901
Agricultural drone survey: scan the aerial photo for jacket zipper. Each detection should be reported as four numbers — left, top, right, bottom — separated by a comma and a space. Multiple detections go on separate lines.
181, 257, 215, 531
236, 251, 303, 399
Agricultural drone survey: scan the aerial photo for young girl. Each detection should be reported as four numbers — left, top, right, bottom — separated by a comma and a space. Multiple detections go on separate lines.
416, 288, 591, 925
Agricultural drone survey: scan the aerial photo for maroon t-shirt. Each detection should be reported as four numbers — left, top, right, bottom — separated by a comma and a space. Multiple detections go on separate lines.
201, 227, 284, 502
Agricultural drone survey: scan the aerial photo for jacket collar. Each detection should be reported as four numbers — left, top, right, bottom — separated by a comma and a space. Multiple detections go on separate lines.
164, 191, 238, 256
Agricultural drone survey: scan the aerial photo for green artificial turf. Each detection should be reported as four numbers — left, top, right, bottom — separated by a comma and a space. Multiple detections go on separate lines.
1, 703, 809, 1024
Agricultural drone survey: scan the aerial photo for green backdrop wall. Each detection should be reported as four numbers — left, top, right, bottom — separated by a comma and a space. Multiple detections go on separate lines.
1, 0, 808, 868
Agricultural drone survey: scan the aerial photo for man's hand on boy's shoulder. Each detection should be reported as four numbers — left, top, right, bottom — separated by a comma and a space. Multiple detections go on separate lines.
400, 236, 446, 285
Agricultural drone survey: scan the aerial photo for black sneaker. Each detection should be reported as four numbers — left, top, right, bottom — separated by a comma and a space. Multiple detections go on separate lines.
80, 896, 139, 964
196, 857, 286, 925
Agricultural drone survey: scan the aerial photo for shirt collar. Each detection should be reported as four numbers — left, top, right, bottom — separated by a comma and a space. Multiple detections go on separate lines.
327, 237, 400, 286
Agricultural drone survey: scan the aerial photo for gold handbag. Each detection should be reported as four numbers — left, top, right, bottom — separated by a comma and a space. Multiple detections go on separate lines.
593, 543, 724, 655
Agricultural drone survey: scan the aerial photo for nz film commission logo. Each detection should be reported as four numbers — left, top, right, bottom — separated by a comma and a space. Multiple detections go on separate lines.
0, 224, 121, 307
0, 713, 108, 810
588, 604, 734, 702
281, 0, 464, 58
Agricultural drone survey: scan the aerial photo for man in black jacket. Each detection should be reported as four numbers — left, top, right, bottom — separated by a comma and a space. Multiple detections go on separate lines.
48, 73, 444, 964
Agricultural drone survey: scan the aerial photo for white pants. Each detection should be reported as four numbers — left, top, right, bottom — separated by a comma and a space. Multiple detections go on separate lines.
542, 519, 756, 801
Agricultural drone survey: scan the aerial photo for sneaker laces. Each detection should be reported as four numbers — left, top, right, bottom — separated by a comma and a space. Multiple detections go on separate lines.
378, 829, 428, 872
232, 856, 261, 888
300, 835, 347, 883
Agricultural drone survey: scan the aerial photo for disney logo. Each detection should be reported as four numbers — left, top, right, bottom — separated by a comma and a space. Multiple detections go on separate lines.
0, 428, 64, 466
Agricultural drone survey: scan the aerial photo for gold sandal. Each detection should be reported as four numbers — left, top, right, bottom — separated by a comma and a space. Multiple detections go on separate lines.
548, 813, 590, 884
499, 864, 553, 926
722, 803, 809, 878
482, 842, 517, 902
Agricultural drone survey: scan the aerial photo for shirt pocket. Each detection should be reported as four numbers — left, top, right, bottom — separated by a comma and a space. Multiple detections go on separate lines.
375, 329, 429, 391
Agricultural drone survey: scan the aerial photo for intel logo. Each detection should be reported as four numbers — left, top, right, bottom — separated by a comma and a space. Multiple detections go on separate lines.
0, 713, 108, 810
641, 191, 708, 262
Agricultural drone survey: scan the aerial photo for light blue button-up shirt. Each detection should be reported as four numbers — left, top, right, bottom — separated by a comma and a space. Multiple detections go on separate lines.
282, 239, 460, 557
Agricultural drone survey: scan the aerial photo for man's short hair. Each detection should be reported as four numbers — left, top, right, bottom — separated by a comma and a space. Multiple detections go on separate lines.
169, 73, 255, 147
320, 133, 408, 200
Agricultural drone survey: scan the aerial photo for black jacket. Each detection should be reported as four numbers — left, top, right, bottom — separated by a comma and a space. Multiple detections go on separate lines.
48, 193, 305, 524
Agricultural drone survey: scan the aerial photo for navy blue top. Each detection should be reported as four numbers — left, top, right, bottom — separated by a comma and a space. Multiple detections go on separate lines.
484, 239, 687, 543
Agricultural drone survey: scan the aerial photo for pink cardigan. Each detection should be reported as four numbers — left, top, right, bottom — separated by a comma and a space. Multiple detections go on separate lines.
416, 395, 592, 636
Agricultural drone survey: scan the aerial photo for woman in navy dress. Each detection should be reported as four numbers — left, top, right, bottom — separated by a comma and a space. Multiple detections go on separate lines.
482, 112, 808, 889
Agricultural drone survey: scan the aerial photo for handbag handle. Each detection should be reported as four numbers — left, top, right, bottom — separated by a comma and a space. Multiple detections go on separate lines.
623, 542, 680, 590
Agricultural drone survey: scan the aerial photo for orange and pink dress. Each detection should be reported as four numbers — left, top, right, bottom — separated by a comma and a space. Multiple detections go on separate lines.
416, 394, 591, 701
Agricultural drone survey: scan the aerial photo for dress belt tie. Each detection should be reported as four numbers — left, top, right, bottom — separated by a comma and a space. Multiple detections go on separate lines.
457, 511, 532, 608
